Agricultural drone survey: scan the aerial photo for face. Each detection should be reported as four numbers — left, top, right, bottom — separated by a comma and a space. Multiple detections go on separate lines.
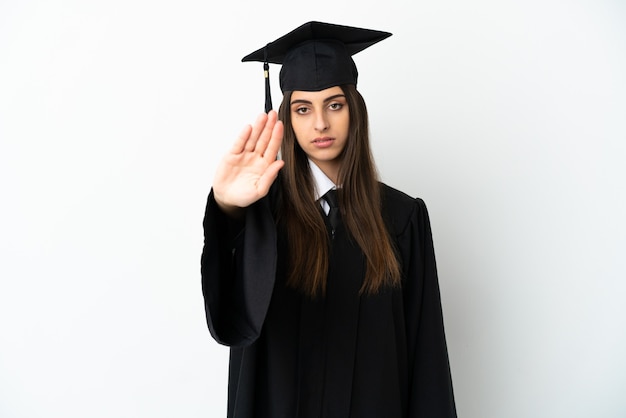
290, 86, 349, 182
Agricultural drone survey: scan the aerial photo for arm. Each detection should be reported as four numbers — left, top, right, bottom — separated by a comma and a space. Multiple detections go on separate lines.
403, 199, 457, 417
200, 111, 284, 347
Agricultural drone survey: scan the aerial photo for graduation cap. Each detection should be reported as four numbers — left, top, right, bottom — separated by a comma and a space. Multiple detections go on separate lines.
242, 21, 392, 112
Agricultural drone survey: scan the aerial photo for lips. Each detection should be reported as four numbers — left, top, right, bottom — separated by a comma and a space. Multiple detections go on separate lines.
312, 137, 335, 148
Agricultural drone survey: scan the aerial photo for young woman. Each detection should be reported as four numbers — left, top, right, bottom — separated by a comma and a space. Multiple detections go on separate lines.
202, 21, 456, 418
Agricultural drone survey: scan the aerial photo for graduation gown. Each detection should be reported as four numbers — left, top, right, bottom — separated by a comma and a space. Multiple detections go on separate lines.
201, 180, 456, 418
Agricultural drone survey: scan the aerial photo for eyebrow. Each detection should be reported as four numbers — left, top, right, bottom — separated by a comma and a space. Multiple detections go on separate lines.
290, 94, 346, 106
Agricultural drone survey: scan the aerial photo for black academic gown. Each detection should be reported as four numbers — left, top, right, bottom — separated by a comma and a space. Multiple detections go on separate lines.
201, 179, 456, 418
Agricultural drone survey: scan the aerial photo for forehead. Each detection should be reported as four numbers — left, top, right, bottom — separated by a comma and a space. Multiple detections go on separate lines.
290, 86, 345, 103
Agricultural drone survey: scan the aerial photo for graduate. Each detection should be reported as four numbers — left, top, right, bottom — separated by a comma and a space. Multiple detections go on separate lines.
201, 21, 457, 418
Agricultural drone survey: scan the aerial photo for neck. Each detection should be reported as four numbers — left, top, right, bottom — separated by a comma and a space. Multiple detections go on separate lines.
314, 161, 340, 185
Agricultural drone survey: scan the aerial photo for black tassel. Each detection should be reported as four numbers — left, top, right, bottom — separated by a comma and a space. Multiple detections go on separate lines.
263, 46, 272, 113
264, 62, 272, 113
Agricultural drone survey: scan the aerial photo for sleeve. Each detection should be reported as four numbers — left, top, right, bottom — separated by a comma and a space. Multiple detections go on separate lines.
200, 188, 278, 347
401, 198, 457, 417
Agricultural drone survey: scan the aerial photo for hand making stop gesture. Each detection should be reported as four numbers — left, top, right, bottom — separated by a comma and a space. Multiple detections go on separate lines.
213, 110, 285, 217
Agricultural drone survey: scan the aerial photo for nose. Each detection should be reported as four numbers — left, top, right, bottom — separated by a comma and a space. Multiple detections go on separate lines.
314, 111, 329, 132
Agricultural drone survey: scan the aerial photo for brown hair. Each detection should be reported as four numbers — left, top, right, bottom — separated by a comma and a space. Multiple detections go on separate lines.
278, 84, 401, 297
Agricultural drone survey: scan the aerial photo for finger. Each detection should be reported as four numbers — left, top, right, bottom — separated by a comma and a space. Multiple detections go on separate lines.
256, 159, 285, 196
245, 113, 268, 152
263, 119, 283, 163
231, 124, 252, 154
254, 110, 278, 155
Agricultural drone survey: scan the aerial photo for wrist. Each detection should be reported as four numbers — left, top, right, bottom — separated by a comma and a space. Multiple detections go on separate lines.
215, 197, 246, 219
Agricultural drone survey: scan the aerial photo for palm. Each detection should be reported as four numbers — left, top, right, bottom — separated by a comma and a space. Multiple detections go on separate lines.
213, 111, 284, 210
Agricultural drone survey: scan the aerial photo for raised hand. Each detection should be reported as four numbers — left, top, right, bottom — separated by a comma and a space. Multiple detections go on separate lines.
213, 110, 285, 217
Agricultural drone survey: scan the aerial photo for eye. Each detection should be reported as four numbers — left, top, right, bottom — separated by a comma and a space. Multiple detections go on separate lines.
329, 102, 344, 111
293, 106, 310, 115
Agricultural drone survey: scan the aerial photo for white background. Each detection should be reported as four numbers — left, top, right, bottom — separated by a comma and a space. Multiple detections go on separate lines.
1, 0, 625, 417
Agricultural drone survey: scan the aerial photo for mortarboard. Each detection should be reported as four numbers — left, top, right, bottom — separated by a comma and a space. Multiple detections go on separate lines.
242, 21, 392, 112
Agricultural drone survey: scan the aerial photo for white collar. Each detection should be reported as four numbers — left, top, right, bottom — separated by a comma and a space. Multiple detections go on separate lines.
309, 159, 336, 215
309, 159, 337, 200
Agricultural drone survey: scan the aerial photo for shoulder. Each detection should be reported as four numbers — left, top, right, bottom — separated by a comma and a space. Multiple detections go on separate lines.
380, 183, 429, 236
380, 182, 427, 213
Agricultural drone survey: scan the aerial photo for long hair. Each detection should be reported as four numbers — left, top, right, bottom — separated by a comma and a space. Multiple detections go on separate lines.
278, 84, 401, 297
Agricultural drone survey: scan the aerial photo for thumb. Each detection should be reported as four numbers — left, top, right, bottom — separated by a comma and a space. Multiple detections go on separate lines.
256, 160, 285, 196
